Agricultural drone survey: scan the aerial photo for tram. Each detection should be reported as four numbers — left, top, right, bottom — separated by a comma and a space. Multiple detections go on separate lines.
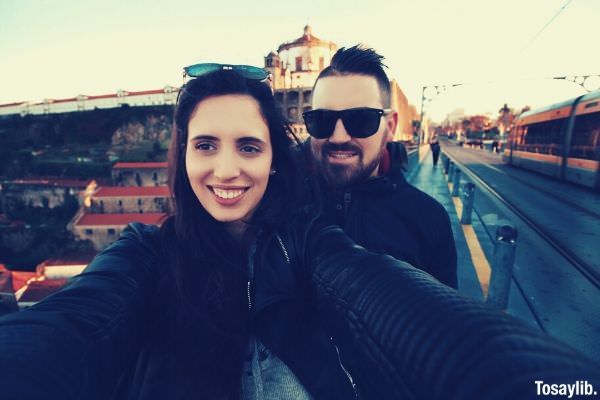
503, 90, 600, 191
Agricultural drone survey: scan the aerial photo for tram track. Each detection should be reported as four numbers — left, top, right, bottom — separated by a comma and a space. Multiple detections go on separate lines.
446, 153, 600, 290
481, 163, 600, 221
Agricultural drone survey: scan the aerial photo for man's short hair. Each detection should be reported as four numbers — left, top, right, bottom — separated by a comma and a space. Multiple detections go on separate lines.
315, 45, 391, 108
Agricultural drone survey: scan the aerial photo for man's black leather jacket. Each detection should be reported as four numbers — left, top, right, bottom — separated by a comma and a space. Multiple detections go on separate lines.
303, 141, 458, 288
0, 218, 597, 399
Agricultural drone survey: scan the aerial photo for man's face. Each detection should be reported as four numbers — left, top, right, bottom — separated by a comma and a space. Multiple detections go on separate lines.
310, 75, 397, 188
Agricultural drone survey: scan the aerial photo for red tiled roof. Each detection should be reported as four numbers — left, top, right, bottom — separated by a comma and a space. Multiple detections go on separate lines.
112, 162, 168, 169
10, 271, 39, 293
52, 97, 78, 104
94, 186, 170, 197
18, 279, 68, 302
0, 101, 25, 108
0, 88, 178, 109
75, 213, 166, 226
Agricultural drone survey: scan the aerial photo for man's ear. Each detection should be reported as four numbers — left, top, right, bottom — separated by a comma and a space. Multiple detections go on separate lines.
385, 110, 399, 142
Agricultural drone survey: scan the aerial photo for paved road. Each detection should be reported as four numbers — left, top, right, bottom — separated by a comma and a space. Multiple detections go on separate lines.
440, 142, 600, 362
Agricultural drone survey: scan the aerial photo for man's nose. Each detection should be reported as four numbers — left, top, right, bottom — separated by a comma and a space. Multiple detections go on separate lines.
328, 118, 352, 144
213, 153, 241, 180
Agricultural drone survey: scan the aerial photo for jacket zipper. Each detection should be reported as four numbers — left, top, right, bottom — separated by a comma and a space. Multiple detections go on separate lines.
331, 337, 359, 399
343, 191, 352, 221
262, 235, 358, 397
275, 234, 291, 264
247, 281, 252, 311
248, 234, 290, 311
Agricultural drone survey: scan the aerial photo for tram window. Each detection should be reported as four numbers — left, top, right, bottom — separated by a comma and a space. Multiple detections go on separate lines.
522, 120, 564, 155
570, 112, 600, 161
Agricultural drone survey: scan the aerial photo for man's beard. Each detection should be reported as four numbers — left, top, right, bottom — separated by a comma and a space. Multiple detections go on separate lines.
316, 139, 386, 189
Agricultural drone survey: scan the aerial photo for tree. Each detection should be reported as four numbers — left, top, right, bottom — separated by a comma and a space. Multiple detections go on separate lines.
497, 104, 517, 134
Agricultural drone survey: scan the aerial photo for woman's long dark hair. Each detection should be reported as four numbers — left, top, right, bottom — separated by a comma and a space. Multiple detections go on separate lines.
155, 71, 299, 399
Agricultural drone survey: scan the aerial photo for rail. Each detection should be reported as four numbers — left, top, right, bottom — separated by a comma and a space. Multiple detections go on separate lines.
441, 151, 600, 290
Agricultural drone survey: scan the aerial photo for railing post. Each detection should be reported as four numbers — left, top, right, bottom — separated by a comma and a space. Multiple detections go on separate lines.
443, 155, 450, 175
451, 168, 461, 197
486, 225, 518, 310
460, 183, 475, 224
447, 161, 454, 182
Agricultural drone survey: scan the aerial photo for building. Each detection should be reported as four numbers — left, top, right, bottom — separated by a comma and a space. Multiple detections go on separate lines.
70, 212, 166, 250
266, 25, 337, 92
265, 26, 337, 137
0, 87, 179, 117
111, 162, 168, 187
0, 178, 95, 210
69, 162, 170, 251
88, 186, 171, 214
264, 26, 417, 141
390, 80, 420, 141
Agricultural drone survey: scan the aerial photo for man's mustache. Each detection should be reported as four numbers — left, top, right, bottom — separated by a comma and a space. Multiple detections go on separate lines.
321, 142, 362, 156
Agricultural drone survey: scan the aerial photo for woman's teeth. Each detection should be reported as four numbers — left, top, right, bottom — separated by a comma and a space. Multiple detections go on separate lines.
212, 187, 246, 199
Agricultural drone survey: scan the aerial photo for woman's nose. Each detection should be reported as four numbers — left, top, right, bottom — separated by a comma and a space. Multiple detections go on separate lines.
213, 153, 241, 180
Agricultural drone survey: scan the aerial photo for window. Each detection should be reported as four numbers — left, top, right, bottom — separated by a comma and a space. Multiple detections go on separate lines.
137, 199, 142, 206
570, 112, 600, 160
118, 200, 122, 206
108, 228, 116, 235
85, 229, 93, 235
295, 56, 302, 71
319, 57, 324, 70
303, 90, 312, 104
520, 119, 565, 155
153, 172, 158, 181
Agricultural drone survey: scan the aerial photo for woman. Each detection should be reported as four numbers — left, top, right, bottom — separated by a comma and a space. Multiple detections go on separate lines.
0, 65, 597, 400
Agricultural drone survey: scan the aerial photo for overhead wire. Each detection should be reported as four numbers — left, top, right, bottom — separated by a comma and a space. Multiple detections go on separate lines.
518, 0, 574, 53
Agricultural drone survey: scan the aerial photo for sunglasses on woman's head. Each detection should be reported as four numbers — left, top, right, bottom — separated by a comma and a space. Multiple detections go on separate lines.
183, 63, 270, 81
302, 107, 391, 139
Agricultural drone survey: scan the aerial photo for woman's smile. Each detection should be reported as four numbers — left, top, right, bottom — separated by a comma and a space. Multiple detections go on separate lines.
208, 185, 250, 205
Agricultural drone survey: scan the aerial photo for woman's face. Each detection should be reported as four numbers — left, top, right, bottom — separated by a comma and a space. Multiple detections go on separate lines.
185, 94, 273, 226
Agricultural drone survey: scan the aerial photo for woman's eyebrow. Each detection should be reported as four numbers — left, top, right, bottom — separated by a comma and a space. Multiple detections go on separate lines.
189, 134, 218, 142
237, 136, 267, 145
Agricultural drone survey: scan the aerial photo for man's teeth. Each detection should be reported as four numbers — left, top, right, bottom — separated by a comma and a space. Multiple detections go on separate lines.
212, 188, 245, 199
329, 152, 356, 158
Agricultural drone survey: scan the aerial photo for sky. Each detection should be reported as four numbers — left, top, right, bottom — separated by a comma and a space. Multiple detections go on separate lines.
1, 0, 598, 122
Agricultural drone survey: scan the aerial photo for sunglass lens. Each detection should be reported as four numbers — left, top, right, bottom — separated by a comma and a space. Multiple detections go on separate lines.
184, 63, 222, 77
342, 109, 382, 138
304, 110, 337, 139
236, 65, 269, 81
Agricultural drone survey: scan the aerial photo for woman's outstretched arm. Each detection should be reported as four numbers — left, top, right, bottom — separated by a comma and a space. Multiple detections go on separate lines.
303, 222, 600, 400
0, 223, 160, 400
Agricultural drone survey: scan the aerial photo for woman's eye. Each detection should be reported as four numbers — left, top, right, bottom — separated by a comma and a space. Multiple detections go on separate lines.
240, 145, 261, 154
195, 142, 215, 151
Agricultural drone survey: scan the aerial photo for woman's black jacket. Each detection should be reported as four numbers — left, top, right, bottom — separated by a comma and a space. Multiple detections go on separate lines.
0, 218, 597, 399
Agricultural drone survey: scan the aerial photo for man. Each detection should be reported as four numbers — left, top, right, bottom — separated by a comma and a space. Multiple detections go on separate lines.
302, 45, 457, 288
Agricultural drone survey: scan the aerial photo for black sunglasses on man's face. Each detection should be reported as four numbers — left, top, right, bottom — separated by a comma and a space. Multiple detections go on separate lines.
302, 107, 391, 139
